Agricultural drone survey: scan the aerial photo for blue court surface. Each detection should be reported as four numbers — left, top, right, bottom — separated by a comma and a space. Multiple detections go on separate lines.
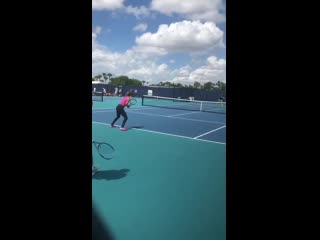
92, 96, 226, 240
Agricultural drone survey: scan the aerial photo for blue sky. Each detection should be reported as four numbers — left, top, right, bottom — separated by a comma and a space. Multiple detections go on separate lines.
92, 0, 226, 85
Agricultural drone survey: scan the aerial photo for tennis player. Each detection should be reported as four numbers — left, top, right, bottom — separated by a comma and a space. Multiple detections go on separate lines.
110, 91, 132, 131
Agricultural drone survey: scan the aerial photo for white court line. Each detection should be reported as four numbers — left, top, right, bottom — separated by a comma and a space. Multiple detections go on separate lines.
194, 125, 226, 139
168, 111, 199, 117
93, 109, 113, 111
130, 111, 226, 124
93, 110, 225, 124
93, 107, 155, 111
92, 121, 226, 145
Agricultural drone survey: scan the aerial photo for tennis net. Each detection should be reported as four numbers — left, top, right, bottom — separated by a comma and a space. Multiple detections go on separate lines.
92, 91, 103, 102
142, 95, 226, 114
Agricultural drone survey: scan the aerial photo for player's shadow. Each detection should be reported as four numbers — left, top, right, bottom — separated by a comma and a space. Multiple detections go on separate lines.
129, 126, 144, 129
93, 169, 130, 181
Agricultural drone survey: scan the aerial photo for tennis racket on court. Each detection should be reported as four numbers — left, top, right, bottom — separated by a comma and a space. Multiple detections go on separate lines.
92, 141, 115, 160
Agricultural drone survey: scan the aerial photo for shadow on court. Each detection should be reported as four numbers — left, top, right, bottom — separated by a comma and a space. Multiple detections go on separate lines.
93, 169, 130, 180
92, 205, 114, 240
128, 125, 144, 130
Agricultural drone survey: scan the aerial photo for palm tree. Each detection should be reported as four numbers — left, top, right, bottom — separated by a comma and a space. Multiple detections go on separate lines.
107, 73, 112, 84
102, 73, 108, 84
96, 75, 103, 82
94, 76, 100, 82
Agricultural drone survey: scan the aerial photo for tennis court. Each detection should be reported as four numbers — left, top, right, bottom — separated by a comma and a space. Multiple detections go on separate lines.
92, 96, 226, 240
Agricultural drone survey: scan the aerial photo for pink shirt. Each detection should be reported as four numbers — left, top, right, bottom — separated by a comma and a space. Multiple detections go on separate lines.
120, 96, 130, 106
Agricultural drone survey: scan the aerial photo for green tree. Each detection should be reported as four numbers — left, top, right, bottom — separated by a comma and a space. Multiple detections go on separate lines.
107, 73, 112, 84
203, 82, 214, 90
110, 75, 143, 86
110, 76, 129, 85
165, 81, 171, 87
216, 81, 226, 92
130, 79, 143, 86
93, 75, 100, 82
102, 73, 108, 84
96, 75, 103, 82
193, 81, 201, 89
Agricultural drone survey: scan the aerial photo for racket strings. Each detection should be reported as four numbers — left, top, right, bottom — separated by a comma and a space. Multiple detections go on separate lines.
129, 98, 137, 105
92, 141, 115, 160
98, 143, 114, 159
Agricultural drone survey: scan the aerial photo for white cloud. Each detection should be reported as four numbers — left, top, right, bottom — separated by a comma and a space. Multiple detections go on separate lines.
123, 63, 170, 83
92, 28, 225, 85
151, 0, 225, 22
92, 30, 169, 83
136, 21, 224, 53
92, 26, 104, 50
92, 51, 171, 83
171, 56, 226, 85
169, 59, 175, 64
125, 5, 150, 19
178, 66, 192, 76
94, 26, 102, 34
130, 45, 167, 58
127, 64, 167, 79
157, 64, 168, 73
92, 0, 124, 10
169, 66, 192, 82
133, 23, 148, 32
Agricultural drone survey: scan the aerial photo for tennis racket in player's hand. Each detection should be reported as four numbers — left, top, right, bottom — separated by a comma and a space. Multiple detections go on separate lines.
127, 98, 137, 108
92, 141, 115, 160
